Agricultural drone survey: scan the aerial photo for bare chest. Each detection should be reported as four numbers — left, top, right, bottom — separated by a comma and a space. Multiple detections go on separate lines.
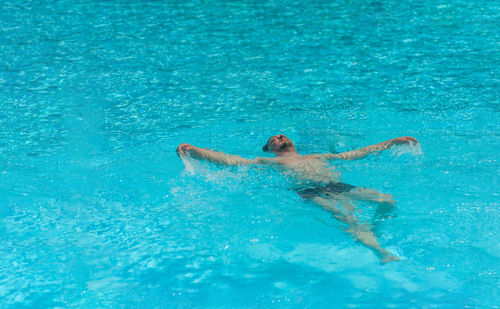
277, 157, 339, 184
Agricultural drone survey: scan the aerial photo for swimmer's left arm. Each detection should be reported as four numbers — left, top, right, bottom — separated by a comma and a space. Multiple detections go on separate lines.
317, 136, 418, 161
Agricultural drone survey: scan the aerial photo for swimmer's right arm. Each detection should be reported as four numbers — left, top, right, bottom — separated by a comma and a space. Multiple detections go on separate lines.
176, 143, 275, 166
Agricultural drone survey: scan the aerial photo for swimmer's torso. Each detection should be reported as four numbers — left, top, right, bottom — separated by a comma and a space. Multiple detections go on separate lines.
275, 154, 340, 187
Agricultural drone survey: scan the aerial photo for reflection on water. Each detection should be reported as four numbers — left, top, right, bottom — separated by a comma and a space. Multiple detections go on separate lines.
0, 0, 498, 307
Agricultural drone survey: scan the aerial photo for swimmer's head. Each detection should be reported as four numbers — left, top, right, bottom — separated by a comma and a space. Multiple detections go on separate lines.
262, 134, 296, 154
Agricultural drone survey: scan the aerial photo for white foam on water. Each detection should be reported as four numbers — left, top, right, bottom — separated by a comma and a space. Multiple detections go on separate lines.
392, 142, 424, 157
180, 155, 196, 175
176, 155, 267, 198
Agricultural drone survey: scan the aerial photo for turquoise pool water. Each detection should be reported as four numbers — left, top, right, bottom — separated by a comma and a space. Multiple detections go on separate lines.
1, 0, 498, 307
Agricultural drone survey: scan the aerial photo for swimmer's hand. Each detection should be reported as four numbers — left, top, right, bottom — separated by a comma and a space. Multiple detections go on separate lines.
176, 143, 193, 156
388, 136, 418, 146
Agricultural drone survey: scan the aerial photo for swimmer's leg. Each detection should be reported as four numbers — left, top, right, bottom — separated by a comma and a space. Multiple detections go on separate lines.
345, 188, 396, 218
346, 187, 396, 205
312, 196, 399, 263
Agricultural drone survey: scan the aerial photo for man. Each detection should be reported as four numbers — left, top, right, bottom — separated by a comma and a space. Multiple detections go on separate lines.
176, 134, 418, 263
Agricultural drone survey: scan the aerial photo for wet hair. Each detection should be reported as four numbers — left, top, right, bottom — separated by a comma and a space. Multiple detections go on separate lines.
262, 136, 275, 152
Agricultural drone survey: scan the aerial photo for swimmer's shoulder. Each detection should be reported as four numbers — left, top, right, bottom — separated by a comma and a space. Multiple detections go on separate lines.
252, 157, 279, 165
304, 153, 340, 160
302, 154, 329, 160
253, 155, 317, 166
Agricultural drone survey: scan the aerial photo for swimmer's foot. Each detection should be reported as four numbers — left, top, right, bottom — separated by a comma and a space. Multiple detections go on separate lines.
381, 253, 400, 264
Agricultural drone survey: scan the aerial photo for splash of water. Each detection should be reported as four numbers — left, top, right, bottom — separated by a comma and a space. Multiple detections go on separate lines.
179, 155, 251, 187
392, 142, 424, 157
180, 155, 195, 175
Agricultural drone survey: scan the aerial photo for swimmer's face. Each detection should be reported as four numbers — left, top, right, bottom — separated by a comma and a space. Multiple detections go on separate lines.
262, 134, 295, 153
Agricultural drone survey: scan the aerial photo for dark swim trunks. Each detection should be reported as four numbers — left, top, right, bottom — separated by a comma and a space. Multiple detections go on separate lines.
296, 182, 356, 199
